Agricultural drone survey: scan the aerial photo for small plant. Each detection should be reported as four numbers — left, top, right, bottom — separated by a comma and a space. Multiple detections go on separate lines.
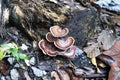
0, 42, 29, 61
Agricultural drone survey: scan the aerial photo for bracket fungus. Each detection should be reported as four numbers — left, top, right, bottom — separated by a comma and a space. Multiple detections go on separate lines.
38, 25, 76, 59
58, 46, 77, 59
46, 32, 57, 42
50, 25, 69, 37
54, 37, 75, 50
38, 39, 58, 56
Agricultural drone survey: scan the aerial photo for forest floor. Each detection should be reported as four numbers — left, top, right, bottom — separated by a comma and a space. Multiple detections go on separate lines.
0, 0, 120, 80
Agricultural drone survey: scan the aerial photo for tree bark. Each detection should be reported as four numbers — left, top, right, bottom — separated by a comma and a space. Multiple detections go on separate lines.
9, 0, 102, 48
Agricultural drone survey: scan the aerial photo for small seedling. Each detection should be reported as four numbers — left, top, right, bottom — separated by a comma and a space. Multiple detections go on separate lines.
0, 42, 29, 61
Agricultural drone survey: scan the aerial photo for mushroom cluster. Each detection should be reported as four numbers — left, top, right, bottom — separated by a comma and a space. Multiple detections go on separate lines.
38, 25, 76, 58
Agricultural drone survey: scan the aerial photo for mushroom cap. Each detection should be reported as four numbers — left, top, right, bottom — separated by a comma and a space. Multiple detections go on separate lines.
50, 25, 69, 37
54, 37, 75, 50
46, 32, 57, 42
58, 46, 77, 58
38, 39, 58, 56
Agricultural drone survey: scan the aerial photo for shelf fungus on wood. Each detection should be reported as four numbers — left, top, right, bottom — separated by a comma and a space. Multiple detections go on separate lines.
38, 39, 58, 56
58, 46, 77, 59
46, 32, 57, 42
38, 26, 95, 72
38, 25, 76, 59
54, 37, 75, 50
50, 25, 69, 37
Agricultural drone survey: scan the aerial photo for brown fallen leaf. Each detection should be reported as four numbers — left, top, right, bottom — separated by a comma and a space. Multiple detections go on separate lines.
51, 71, 61, 80
108, 62, 120, 80
84, 43, 101, 58
0, 59, 9, 75
57, 69, 70, 80
97, 30, 116, 50
91, 57, 101, 73
59, 67, 84, 80
103, 40, 120, 61
98, 40, 120, 80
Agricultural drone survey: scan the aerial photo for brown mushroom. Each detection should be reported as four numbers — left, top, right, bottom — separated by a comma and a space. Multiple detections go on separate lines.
38, 39, 58, 56
50, 25, 69, 37
58, 46, 77, 59
46, 32, 57, 42
54, 37, 75, 50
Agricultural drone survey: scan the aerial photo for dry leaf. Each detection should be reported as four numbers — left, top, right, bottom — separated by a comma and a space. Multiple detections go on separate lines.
84, 43, 101, 58
108, 62, 120, 80
103, 40, 120, 61
57, 69, 70, 80
51, 71, 60, 80
91, 57, 101, 73
0, 60, 9, 75
97, 30, 116, 50
14, 6, 24, 17
99, 40, 120, 80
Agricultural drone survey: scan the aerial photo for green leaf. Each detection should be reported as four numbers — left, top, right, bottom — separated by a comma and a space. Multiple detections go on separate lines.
10, 49, 29, 61
1, 44, 11, 50
7, 49, 13, 54
12, 48, 18, 54
12, 43, 19, 49
0, 43, 29, 61
15, 54, 20, 61
0, 49, 5, 60
18, 52, 29, 60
